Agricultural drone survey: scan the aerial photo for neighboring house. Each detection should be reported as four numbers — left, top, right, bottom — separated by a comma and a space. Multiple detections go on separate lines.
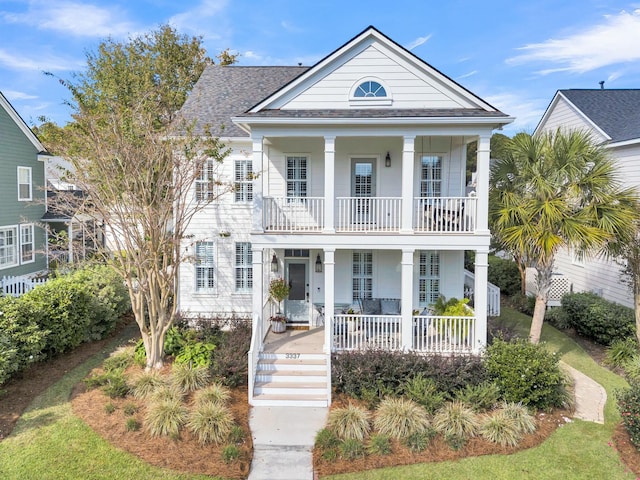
177, 26, 512, 406
535, 89, 640, 309
0, 92, 49, 281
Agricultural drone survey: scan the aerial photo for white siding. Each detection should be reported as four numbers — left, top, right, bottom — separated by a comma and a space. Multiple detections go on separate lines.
284, 43, 475, 110
539, 96, 608, 143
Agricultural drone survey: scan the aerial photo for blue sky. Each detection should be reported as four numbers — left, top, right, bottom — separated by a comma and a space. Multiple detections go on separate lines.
1, 0, 640, 135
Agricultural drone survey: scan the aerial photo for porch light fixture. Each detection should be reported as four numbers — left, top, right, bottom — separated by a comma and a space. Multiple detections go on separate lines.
271, 254, 278, 273
315, 253, 323, 273
385, 152, 391, 167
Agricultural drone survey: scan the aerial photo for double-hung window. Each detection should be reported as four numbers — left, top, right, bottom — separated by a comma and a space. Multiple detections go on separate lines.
234, 159, 253, 203
418, 251, 440, 305
195, 241, 216, 292
420, 155, 442, 198
352, 250, 373, 302
0, 226, 18, 268
235, 242, 253, 292
195, 159, 216, 201
20, 224, 34, 264
17, 166, 32, 201
286, 156, 307, 199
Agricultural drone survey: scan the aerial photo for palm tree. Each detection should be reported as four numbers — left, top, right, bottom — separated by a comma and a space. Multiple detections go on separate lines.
489, 129, 638, 343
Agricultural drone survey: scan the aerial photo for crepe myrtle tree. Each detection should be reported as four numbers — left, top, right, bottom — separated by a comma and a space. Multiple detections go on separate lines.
42, 26, 236, 368
490, 129, 637, 344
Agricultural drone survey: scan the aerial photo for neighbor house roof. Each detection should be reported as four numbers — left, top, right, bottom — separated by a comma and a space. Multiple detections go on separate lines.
178, 65, 308, 138
558, 89, 640, 143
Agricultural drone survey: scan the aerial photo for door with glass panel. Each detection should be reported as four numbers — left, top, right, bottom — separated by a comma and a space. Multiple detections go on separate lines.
284, 261, 309, 324
351, 158, 376, 225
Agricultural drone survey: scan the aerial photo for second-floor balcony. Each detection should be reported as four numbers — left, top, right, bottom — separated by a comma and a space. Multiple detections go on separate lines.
263, 196, 476, 234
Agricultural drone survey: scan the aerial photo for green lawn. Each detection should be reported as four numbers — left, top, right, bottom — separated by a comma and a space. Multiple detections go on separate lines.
326, 307, 635, 480
1, 309, 636, 479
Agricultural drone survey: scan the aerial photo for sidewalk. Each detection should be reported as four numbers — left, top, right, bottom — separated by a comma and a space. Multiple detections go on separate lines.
560, 361, 607, 424
248, 406, 328, 480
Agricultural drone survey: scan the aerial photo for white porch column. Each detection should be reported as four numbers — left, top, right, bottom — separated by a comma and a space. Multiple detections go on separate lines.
252, 136, 264, 232
252, 248, 265, 338
475, 134, 491, 234
323, 249, 335, 354
401, 136, 416, 233
324, 136, 336, 233
401, 248, 414, 349
474, 250, 489, 353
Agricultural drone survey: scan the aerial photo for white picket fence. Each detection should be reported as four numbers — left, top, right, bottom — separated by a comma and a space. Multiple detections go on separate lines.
1, 275, 48, 297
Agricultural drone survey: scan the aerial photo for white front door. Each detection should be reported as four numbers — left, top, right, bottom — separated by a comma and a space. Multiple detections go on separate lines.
285, 260, 309, 323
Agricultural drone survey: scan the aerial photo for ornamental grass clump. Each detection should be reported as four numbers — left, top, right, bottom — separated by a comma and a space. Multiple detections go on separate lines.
327, 403, 371, 441
187, 401, 235, 445
171, 362, 210, 393
145, 398, 187, 438
480, 410, 521, 447
131, 371, 166, 399
194, 382, 230, 406
499, 401, 537, 434
373, 397, 430, 439
151, 385, 184, 403
433, 400, 480, 440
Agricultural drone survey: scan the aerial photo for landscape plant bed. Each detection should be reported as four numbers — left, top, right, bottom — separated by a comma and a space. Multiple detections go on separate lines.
71, 365, 252, 479
313, 395, 573, 477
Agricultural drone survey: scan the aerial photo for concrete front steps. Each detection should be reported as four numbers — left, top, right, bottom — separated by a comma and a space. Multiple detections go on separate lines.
252, 352, 330, 407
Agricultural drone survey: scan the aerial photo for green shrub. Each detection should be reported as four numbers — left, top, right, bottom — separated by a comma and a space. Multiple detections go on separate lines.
454, 381, 500, 412
398, 374, 445, 414
366, 434, 392, 455
316, 428, 340, 450
175, 341, 216, 368
339, 438, 365, 460
498, 401, 536, 434
332, 350, 486, 400
480, 411, 521, 446
133, 340, 146, 366
101, 371, 130, 398
403, 428, 437, 452
623, 356, 640, 382
227, 425, 245, 444
131, 371, 166, 399
145, 398, 187, 438
508, 293, 535, 315
606, 338, 639, 368
373, 397, 430, 439
444, 432, 466, 450
617, 383, 640, 448
221, 444, 241, 463
433, 401, 480, 439
487, 255, 521, 297
163, 327, 187, 357
210, 318, 251, 387
123, 403, 139, 416
171, 363, 210, 393
104, 402, 116, 415
544, 307, 571, 330
321, 449, 338, 462
103, 348, 134, 372
485, 337, 568, 410
125, 418, 141, 432
561, 292, 635, 345
187, 402, 234, 445
327, 403, 371, 441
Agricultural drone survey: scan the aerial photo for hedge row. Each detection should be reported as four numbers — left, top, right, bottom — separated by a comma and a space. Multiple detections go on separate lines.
0, 265, 130, 384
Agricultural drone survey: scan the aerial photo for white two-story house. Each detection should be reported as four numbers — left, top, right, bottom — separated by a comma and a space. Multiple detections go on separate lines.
178, 26, 512, 406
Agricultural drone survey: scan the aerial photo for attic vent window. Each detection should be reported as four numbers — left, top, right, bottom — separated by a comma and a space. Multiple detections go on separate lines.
354, 81, 387, 98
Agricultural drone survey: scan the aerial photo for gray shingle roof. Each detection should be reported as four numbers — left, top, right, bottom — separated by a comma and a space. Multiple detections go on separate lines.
560, 89, 640, 143
178, 65, 308, 137
237, 108, 508, 119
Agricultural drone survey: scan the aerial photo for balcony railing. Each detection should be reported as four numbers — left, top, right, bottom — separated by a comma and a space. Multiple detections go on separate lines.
263, 197, 324, 232
262, 196, 476, 233
336, 197, 401, 232
414, 197, 476, 233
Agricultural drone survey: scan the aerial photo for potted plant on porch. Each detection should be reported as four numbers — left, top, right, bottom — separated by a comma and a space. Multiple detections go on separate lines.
269, 278, 290, 334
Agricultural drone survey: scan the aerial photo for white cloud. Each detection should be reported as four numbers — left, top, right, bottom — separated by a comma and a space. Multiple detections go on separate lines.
1, 1, 137, 37
0, 48, 80, 72
457, 70, 477, 80
169, 0, 228, 35
406, 34, 432, 51
483, 92, 546, 133
2, 90, 38, 100
281, 20, 302, 33
507, 9, 640, 74
240, 50, 318, 66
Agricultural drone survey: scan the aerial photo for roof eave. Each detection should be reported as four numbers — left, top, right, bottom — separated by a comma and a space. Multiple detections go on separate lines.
232, 115, 514, 127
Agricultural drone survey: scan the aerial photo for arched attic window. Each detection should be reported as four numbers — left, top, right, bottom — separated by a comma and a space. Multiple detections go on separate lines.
349, 78, 392, 106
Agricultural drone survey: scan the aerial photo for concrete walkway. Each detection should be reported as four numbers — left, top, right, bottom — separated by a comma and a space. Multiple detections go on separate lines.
248, 406, 328, 480
561, 361, 607, 424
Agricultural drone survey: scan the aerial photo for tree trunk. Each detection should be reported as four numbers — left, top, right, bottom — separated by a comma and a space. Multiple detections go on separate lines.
635, 288, 640, 346
529, 295, 548, 344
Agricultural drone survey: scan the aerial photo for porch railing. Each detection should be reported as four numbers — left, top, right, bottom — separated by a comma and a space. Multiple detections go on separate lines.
336, 197, 401, 232
414, 197, 476, 233
263, 197, 324, 232
247, 299, 271, 405
331, 313, 476, 353
463, 269, 501, 317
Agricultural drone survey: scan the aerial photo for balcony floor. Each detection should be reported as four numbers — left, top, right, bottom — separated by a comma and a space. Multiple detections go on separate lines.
263, 326, 324, 354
